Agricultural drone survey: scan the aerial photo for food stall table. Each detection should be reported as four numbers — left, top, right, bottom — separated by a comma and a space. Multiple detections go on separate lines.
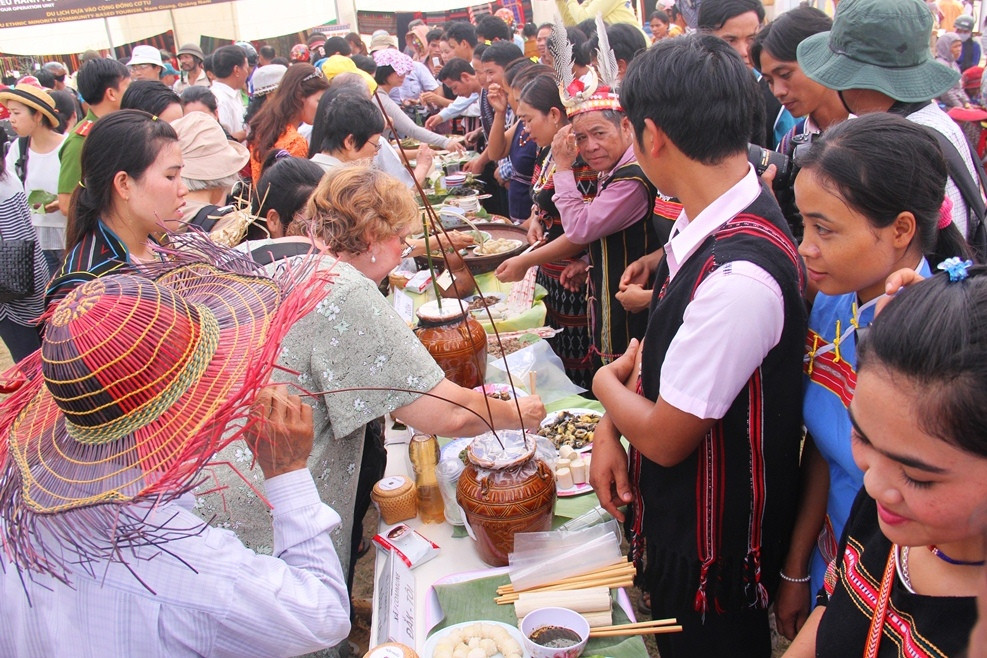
370, 396, 649, 656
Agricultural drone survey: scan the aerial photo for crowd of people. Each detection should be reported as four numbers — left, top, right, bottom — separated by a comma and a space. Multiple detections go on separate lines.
0, 0, 986, 656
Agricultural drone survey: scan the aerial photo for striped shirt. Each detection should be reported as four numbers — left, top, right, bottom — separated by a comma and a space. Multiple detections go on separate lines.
0, 174, 47, 326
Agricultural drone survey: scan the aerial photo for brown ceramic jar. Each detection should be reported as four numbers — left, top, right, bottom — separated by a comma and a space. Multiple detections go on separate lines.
415, 300, 487, 389
457, 431, 556, 566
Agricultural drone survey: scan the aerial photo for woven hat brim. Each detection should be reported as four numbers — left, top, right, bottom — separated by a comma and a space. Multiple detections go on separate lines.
798, 31, 960, 104
7, 265, 282, 513
0, 88, 58, 126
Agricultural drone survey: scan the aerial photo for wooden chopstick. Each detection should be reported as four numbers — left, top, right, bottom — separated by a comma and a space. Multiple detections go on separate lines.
590, 618, 678, 632
495, 577, 634, 604
589, 625, 683, 638
496, 561, 635, 594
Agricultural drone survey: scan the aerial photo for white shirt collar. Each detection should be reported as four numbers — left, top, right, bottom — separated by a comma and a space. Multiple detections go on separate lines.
665, 164, 761, 279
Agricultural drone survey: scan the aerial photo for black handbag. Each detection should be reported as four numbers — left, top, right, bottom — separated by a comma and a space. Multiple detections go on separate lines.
0, 232, 36, 303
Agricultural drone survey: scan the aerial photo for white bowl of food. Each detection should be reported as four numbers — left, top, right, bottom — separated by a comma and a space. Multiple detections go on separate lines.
520, 607, 590, 658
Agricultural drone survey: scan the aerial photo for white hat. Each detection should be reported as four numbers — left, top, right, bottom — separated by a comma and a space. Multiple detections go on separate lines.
128, 45, 164, 68
251, 64, 287, 97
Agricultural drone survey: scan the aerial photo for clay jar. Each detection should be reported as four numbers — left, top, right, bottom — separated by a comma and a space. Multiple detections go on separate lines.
415, 300, 487, 389
457, 430, 556, 566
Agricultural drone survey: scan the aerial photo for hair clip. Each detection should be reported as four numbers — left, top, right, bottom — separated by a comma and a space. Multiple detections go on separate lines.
937, 257, 973, 282
274, 149, 291, 161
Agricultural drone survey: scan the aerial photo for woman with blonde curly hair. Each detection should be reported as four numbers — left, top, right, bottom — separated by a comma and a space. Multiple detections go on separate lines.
197, 166, 545, 608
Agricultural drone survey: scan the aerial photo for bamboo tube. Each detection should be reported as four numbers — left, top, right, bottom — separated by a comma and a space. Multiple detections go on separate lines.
513, 586, 611, 618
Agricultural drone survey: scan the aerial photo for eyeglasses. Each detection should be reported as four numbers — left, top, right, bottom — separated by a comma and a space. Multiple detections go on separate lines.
129, 64, 155, 71
369, 138, 383, 153
400, 237, 415, 258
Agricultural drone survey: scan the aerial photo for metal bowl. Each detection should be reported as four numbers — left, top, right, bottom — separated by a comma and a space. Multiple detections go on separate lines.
460, 223, 528, 274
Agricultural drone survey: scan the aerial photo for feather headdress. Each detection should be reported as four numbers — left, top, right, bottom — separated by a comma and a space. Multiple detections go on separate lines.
559, 13, 623, 118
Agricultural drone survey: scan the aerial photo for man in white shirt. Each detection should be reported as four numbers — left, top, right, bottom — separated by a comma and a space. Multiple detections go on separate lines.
591, 34, 805, 657
211, 44, 249, 141
0, 268, 351, 657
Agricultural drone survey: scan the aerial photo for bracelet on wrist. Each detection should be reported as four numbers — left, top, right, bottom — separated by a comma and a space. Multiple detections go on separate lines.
779, 570, 811, 584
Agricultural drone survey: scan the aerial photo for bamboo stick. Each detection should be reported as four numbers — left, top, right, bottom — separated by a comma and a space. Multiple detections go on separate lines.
590, 618, 678, 632
495, 578, 634, 604
589, 625, 684, 638
495, 561, 634, 594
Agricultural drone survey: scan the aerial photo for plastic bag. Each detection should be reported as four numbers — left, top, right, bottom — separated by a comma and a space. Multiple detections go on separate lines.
507, 519, 624, 592
485, 338, 585, 404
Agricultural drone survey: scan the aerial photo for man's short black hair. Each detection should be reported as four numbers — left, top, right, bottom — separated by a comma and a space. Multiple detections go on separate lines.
35, 68, 56, 89
437, 57, 475, 83
698, 0, 765, 32
317, 95, 385, 153
621, 34, 760, 164
750, 5, 831, 70
121, 80, 181, 116
351, 54, 376, 74
476, 15, 512, 42
480, 41, 523, 67
590, 23, 647, 65
522, 23, 538, 39
212, 45, 247, 79
324, 36, 351, 57
426, 28, 444, 44
445, 21, 478, 48
77, 58, 130, 105
259, 45, 276, 60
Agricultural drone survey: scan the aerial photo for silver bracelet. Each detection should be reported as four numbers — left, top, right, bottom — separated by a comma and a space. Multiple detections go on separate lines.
779, 570, 811, 584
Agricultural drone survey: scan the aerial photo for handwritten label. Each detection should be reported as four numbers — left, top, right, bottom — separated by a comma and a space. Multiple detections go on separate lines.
374, 551, 417, 649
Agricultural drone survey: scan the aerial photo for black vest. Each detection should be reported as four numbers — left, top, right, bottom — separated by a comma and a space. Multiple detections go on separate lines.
638, 189, 806, 614
590, 162, 659, 364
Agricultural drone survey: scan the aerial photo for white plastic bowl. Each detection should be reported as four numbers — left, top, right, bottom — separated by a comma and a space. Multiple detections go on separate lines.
520, 607, 590, 658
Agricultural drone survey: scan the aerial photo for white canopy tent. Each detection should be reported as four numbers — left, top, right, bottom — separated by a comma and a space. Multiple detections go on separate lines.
0, 0, 338, 56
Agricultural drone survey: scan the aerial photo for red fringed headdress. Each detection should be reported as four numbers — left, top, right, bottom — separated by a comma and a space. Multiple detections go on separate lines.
0, 241, 331, 585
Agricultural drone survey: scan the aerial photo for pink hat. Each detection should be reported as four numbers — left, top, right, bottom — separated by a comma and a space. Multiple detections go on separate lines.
372, 48, 414, 76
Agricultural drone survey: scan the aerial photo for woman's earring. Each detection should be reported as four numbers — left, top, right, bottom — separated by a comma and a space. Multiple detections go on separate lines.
371, 253, 376, 263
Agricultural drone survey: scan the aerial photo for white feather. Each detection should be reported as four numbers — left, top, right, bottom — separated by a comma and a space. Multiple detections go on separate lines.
594, 13, 620, 90
550, 13, 574, 91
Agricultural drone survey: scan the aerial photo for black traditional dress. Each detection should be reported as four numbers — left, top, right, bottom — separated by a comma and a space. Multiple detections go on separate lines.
816, 490, 976, 657
530, 146, 597, 389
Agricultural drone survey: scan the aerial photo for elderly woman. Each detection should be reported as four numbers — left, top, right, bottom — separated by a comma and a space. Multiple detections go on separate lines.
373, 48, 462, 151
172, 110, 250, 232
195, 167, 544, 608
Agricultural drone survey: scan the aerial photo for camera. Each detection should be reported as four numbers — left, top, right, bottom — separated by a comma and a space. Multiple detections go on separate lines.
747, 133, 818, 241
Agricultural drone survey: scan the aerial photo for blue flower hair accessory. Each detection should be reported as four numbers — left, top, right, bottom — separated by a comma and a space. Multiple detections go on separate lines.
938, 257, 974, 282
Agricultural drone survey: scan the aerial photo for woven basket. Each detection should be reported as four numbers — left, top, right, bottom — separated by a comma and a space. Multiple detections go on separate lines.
0, 238, 36, 303
372, 475, 418, 525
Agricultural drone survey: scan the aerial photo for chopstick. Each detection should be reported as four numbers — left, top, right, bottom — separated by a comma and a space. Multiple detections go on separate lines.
589, 625, 683, 637
495, 576, 635, 603
591, 618, 677, 632
588, 619, 683, 638
518, 237, 546, 256
496, 561, 635, 595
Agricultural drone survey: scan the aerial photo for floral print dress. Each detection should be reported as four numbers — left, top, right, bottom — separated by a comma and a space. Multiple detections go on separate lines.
195, 256, 444, 582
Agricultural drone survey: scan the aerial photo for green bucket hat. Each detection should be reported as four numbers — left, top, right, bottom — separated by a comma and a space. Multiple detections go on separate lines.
797, 0, 959, 103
